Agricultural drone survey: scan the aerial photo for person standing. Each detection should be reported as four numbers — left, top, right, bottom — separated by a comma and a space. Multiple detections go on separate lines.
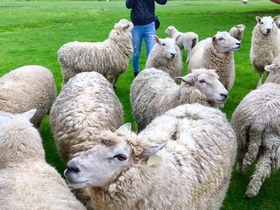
126, 0, 167, 77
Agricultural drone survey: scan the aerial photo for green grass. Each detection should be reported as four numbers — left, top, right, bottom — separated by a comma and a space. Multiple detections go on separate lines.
0, 0, 280, 209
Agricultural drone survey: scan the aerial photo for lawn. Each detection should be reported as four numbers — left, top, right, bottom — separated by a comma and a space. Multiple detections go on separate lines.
0, 0, 280, 209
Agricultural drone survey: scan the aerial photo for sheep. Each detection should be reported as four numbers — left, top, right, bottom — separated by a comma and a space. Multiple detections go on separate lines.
0, 65, 57, 129
231, 55, 280, 198
229, 24, 246, 41
50, 71, 124, 209
145, 35, 183, 80
188, 31, 241, 91
50, 71, 124, 163
164, 25, 199, 63
0, 109, 86, 210
64, 103, 237, 210
231, 83, 280, 198
57, 19, 133, 89
130, 67, 228, 132
250, 16, 280, 87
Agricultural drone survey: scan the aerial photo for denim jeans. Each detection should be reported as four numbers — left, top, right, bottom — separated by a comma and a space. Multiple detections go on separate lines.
132, 22, 156, 74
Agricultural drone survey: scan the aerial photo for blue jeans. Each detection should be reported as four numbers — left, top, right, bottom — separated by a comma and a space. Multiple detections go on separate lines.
132, 22, 156, 74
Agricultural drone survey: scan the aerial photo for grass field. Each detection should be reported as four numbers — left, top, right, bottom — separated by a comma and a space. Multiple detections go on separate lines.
0, 0, 280, 209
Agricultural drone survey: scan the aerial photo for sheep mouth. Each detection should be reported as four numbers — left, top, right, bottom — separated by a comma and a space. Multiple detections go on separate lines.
232, 46, 241, 51
215, 99, 227, 104
65, 177, 88, 189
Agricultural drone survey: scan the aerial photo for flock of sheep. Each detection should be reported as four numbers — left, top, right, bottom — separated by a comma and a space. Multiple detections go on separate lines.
0, 14, 280, 210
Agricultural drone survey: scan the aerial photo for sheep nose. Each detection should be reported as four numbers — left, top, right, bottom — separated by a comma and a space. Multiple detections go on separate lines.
65, 165, 80, 175
266, 29, 271, 33
170, 53, 175, 58
221, 93, 228, 99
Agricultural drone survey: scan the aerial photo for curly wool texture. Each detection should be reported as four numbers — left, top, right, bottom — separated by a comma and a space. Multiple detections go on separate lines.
50, 71, 124, 163
145, 37, 183, 79
58, 19, 133, 88
0, 65, 57, 128
231, 83, 280, 198
130, 68, 222, 132
0, 110, 86, 210
250, 17, 280, 86
89, 103, 237, 210
188, 34, 237, 91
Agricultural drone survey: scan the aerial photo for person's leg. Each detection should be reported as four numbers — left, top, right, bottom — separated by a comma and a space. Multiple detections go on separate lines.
132, 26, 144, 77
144, 22, 156, 57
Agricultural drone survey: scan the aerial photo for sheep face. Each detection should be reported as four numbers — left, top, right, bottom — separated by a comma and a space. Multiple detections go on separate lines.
212, 31, 241, 53
153, 35, 177, 59
256, 16, 277, 35
64, 123, 166, 189
179, 68, 228, 105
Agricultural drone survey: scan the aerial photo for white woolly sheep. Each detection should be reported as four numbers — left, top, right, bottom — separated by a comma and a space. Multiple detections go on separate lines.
145, 35, 183, 80
64, 103, 237, 210
231, 55, 280, 198
50, 71, 124, 163
50, 71, 124, 209
250, 15, 280, 87
231, 83, 280, 198
0, 109, 86, 210
229, 24, 246, 41
188, 31, 241, 91
165, 25, 199, 63
130, 67, 228, 132
0, 65, 57, 129
57, 19, 133, 89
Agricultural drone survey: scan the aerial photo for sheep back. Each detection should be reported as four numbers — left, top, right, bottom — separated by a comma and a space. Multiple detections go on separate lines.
0, 65, 57, 128
0, 110, 86, 210
50, 71, 124, 163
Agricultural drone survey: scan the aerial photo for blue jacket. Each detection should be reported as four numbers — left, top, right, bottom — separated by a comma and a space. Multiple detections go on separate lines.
126, 0, 167, 26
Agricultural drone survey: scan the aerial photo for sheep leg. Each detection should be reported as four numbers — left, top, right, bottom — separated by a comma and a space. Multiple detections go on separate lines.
183, 40, 192, 63
241, 125, 262, 174
245, 149, 273, 198
257, 72, 264, 88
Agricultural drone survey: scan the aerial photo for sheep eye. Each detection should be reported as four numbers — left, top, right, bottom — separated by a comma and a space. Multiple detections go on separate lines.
218, 37, 224, 41
199, 79, 206, 83
162, 43, 166, 46
114, 154, 127, 161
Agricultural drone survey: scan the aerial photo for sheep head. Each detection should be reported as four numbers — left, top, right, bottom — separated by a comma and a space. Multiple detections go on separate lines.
64, 123, 166, 189
177, 68, 228, 106
256, 16, 279, 35
152, 35, 177, 59
164, 25, 178, 38
0, 109, 45, 166
212, 31, 241, 53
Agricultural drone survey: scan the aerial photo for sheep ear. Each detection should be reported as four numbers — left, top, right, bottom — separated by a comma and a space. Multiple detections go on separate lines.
177, 75, 195, 86
256, 16, 261, 23
139, 142, 167, 160
118, 123, 131, 131
153, 35, 160, 44
274, 16, 280, 23
212, 36, 216, 42
264, 63, 274, 72
122, 24, 130, 31
21, 109, 36, 121
175, 35, 181, 42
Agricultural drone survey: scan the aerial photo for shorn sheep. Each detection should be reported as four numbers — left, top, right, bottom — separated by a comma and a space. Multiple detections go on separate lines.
231, 55, 280, 198
0, 65, 57, 129
64, 103, 237, 210
57, 19, 133, 88
229, 24, 246, 41
250, 15, 280, 87
50, 71, 124, 209
145, 35, 183, 80
165, 25, 198, 63
0, 109, 86, 210
130, 67, 228, 132
188, 31, 241, 91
